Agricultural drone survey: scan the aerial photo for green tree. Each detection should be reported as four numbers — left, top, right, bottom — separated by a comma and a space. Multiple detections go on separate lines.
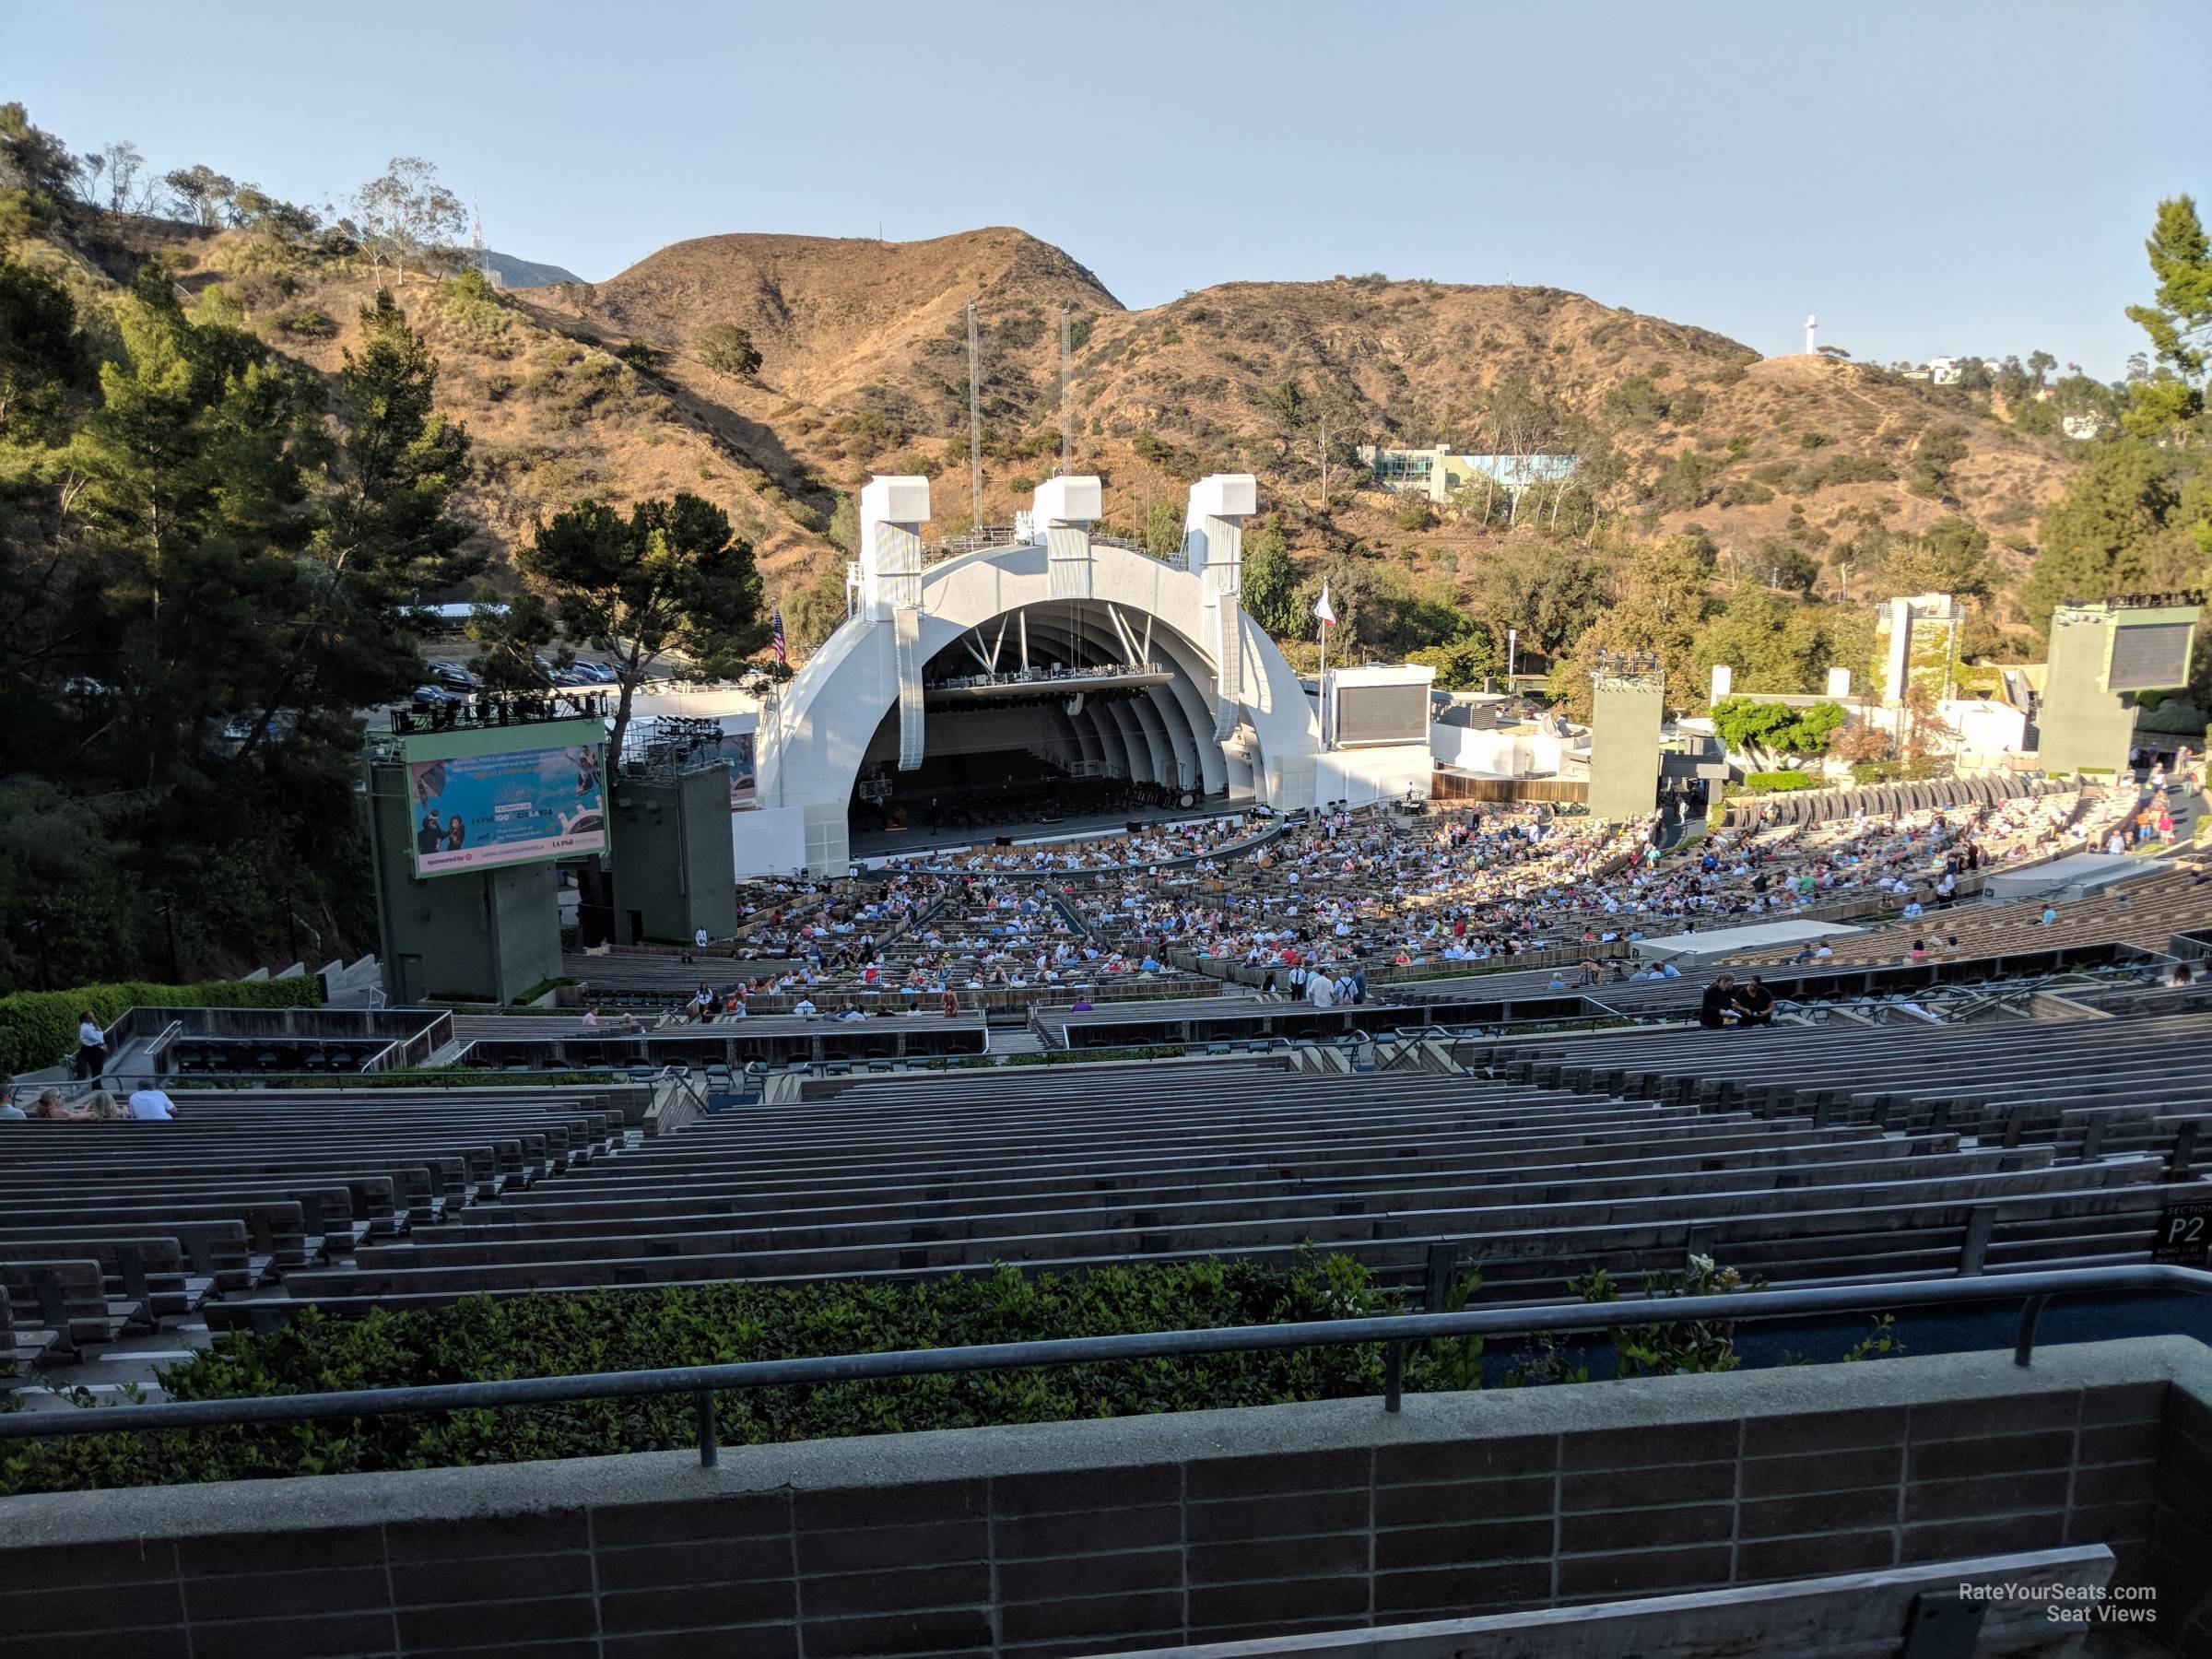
826, 492, 860, 557
65, 268, 326, 788
1902, 427, 1969, 500
350, 158, 463, 287
0, 248, 81, 444
1144, 498, 1183, 558
783, 560, 850, 658
0, 103, 81, 237
2121, 194, 2210, 442
1474, 546, 1606, 656
520, 491, 765, 758
1555, 535, 1716, 717
162, 164, 237, 229
234, 289, 483, 760
1239, 516, 1300, 635
1406, 635, 1500, 690
2021, 442, 2183, 633
1877, 517, 1993, 599
1710, 697, 1846, 769
465, 590, 563, 690
1693, 582, 1832, 694
697, 324, 762, 380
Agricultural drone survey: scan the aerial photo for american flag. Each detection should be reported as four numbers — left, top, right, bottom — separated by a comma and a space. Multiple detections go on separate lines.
771, 606, 787, 665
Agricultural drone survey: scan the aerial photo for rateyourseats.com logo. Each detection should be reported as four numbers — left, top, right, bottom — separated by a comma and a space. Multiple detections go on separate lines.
1958, 1582, 2159, 1626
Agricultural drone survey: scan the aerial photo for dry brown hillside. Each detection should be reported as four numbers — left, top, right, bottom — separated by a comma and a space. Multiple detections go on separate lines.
547, 235, 2077, 590
132, 218, 2082, 608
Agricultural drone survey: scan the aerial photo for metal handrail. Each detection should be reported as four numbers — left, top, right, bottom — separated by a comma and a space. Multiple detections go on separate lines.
6, 1264, 2206, 1466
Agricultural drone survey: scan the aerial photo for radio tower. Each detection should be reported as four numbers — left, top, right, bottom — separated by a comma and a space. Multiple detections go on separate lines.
967, 300, 983, 529
470, 198, 490, 284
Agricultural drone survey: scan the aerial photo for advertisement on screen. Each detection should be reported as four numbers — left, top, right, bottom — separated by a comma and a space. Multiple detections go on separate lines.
407, 743, 606, 876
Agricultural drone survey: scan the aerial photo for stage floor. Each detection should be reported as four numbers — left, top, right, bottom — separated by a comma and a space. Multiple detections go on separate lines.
851, 797, 1258, 863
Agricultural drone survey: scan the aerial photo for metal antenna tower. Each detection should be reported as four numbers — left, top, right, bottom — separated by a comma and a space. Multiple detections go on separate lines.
967, 300, 983, 529
1060, 305, 1073, 475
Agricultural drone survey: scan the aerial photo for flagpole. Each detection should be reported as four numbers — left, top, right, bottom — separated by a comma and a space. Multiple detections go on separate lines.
1318, 606, 1329, 752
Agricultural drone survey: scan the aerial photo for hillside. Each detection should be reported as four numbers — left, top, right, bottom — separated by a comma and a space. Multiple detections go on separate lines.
472, 248, 583, 289
118, 218, 2081, 616
543, 232, 2077, 594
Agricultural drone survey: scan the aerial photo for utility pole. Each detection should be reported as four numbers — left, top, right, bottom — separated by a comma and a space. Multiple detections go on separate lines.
966, 300, 983, 529
1319, 413, 1329, 502
1059, 305, 1073, 476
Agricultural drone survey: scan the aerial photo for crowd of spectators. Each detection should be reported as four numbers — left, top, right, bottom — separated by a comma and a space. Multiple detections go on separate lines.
637, 781, 2143, 1022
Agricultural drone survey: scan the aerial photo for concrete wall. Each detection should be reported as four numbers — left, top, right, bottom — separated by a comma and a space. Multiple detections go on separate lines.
3, 1337, 2204, 1658
606, 766, 740, 945
1430, 725, 1568, 778
1588, 677, 1665, 823
365, 760, 561, 1004
1318, 743, 1434, 806
2041, 609, 2141, 774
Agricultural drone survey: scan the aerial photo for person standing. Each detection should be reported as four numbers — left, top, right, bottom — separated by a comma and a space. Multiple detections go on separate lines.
74, 1012, 106, 1081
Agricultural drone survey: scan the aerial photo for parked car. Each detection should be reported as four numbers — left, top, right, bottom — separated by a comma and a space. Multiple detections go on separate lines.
410, 684, 464, 712
427, 659, 480, 691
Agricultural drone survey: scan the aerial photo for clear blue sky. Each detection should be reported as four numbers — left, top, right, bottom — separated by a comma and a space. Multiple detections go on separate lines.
14, 0, 2206, 376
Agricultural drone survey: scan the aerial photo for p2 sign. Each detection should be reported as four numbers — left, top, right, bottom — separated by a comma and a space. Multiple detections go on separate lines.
2152, 1200, 2212, 1265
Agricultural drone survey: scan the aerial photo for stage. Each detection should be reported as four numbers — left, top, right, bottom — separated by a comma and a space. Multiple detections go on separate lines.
849, 797, 1261, 866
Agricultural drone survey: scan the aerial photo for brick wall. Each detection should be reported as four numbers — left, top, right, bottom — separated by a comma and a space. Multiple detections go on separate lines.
2, 1335, 2206, 1659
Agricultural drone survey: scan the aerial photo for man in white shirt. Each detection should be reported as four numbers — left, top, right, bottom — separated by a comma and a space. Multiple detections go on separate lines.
126, 1086, 177, 1121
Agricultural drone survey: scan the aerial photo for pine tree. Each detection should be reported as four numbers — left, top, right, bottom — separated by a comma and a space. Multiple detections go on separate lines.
2122, 195, 2211, 443
66, 268, 323, 785
522, 491, 764, 759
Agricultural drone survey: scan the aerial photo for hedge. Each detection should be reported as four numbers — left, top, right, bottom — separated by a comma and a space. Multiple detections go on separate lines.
0, 975, 324, 1077
1, 1257, 1395, 1494
1741, 771, 1818, 794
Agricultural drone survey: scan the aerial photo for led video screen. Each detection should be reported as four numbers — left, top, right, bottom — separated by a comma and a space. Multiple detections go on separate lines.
2105, 620, 2194, 692
406, 742, 606, 877
1335, 683, 1430, 747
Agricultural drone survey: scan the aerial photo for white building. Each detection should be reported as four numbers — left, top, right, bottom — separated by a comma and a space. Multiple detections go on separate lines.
750, 475, 1352, 875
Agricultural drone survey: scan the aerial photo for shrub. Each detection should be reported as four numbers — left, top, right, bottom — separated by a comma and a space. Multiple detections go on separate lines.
1741, 771, 1819, 793
271, 305, 336, 338
0, 975, 323, 1075
697, 323, 762, 379
0, 1257, 1394, 1494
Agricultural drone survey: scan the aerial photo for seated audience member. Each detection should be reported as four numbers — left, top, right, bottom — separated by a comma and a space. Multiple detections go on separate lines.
82, 1090, 132, 1121
29, 1088, 84, 1120
0, 1086, 22, 1121
126, 1084, 178, 1121
1732, 974, 1776, 1027
1698, 971, 1739, 1030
